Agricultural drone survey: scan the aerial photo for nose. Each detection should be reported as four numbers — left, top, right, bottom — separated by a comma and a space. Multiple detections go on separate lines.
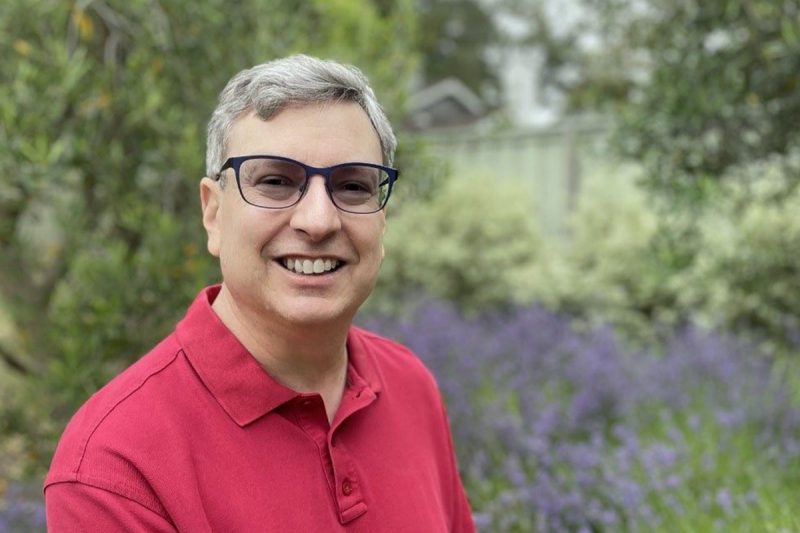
289, 175, 342, 241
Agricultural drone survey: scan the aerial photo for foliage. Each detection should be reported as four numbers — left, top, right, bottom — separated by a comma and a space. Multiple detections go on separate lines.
507, 0, 800, 196
367, 158, 694, 343
371, 154, 800, 356
680, 156, 800, 354
367, 172, 543, 315
415, 0, 502, 103
0, 0, 418, 479
361, 300, 800, 532
533, 157, 800, 352
387, 134, 452, 213
526, 163, 673, 340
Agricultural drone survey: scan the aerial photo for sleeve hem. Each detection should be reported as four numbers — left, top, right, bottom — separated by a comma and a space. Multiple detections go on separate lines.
45, 476, 169, 521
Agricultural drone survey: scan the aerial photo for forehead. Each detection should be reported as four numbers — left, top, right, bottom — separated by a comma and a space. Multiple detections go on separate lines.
226, 102, 383, 165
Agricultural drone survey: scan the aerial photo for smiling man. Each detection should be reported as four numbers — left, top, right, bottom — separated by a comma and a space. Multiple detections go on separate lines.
44, 55, 476, 531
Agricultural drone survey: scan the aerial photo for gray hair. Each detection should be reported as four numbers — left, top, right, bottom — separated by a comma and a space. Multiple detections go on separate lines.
206, 54, 397, 180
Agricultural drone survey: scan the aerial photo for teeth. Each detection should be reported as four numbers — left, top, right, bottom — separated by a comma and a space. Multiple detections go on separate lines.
282, 257, 340, 275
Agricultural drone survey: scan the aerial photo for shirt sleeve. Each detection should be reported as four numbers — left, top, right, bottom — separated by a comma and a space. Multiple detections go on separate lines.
45, 482, 177, 533
450, 476, 476, 533
438, 398, 477, 533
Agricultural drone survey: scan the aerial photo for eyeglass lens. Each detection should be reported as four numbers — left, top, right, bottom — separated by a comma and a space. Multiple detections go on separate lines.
238, 158, 389, 213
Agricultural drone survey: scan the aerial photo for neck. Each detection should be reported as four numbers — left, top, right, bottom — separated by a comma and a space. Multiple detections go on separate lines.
211, 284, 351, 421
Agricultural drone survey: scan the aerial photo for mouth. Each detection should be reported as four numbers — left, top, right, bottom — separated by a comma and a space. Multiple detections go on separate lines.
279, 257, 343, 276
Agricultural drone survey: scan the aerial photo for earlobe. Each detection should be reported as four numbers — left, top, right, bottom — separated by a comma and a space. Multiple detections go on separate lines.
200, 177, 222, 257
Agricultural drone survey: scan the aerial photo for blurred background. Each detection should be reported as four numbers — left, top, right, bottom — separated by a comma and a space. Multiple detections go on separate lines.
2, 0, 800, 531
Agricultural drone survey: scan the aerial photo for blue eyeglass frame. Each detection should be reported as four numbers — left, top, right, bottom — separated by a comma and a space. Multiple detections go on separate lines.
217, 154, 400, 214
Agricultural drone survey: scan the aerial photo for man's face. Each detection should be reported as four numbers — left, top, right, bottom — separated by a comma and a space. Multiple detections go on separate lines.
200, 102, 386, 328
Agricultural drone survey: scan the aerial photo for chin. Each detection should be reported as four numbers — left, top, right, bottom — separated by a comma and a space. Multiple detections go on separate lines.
276, 301, 360, 328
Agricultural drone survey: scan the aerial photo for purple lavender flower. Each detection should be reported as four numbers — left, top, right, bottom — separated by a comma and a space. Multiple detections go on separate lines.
360, 297, 800, 531
1, 483, 47, 533
716, 488, 734, 515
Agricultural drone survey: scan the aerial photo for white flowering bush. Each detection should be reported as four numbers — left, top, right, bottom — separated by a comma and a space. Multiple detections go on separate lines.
370, 173, 544, 314
373, 155, 800, 353
529, 163, 680, 338
682, 159, 800, 352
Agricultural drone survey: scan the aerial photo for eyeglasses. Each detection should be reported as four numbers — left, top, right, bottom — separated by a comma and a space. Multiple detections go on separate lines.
217, 155, 399, 214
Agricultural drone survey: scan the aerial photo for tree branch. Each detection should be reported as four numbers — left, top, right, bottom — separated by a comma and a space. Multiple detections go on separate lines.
0, 343, 31, 375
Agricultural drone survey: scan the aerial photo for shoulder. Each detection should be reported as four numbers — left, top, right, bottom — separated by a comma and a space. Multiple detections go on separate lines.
45, 333, 187, 502
349, 325, 441, 397
351, 325, 417, 358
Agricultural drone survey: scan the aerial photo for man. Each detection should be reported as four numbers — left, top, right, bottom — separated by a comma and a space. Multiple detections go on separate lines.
44, 55, 476, 531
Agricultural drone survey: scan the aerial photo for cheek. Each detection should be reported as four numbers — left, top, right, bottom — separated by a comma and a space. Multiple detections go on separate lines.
363, 227, 386, 269
223, 209, 283, 250
358, 217, 385, 255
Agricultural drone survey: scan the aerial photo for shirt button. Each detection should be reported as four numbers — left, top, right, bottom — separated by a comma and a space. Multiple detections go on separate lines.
341, 478, 353, 496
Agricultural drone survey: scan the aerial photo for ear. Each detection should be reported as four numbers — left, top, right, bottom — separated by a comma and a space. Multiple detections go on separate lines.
200, 177, 222, 257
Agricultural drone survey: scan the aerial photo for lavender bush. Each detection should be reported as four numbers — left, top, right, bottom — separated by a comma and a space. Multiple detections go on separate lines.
361, 300, 800, 532
0, 483, 46, 533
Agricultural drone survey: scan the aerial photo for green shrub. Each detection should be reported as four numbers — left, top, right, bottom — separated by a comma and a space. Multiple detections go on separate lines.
0, 0, 420, 481
683, 159, 800, 353
548, 155, 800, 352
526, 162, 697, 343
368, 173, 543, 315
372, 153, 800, 354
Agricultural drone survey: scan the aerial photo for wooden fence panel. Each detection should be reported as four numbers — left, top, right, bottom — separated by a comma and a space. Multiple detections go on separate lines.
419, 116, 611, 236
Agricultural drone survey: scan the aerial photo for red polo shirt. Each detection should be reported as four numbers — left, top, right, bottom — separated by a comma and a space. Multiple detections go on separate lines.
44, 286, 475, 532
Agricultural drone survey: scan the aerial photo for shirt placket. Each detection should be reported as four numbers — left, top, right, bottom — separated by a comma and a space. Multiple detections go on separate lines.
293, 385, 376, 524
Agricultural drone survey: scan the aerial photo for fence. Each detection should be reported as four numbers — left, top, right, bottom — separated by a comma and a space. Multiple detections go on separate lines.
418, 115, 612, 236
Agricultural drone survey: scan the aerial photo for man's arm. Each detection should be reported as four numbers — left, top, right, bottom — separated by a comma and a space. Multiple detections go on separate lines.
45, 482, 177, 533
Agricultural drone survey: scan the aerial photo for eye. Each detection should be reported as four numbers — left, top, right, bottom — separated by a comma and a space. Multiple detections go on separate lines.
256, 174, 296, 187
332, 167, 380, 196
240, 159, 305, 189
340, 180, 373, 193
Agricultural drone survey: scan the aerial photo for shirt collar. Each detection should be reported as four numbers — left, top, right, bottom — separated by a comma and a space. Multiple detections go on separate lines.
176, 286, 382, 427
